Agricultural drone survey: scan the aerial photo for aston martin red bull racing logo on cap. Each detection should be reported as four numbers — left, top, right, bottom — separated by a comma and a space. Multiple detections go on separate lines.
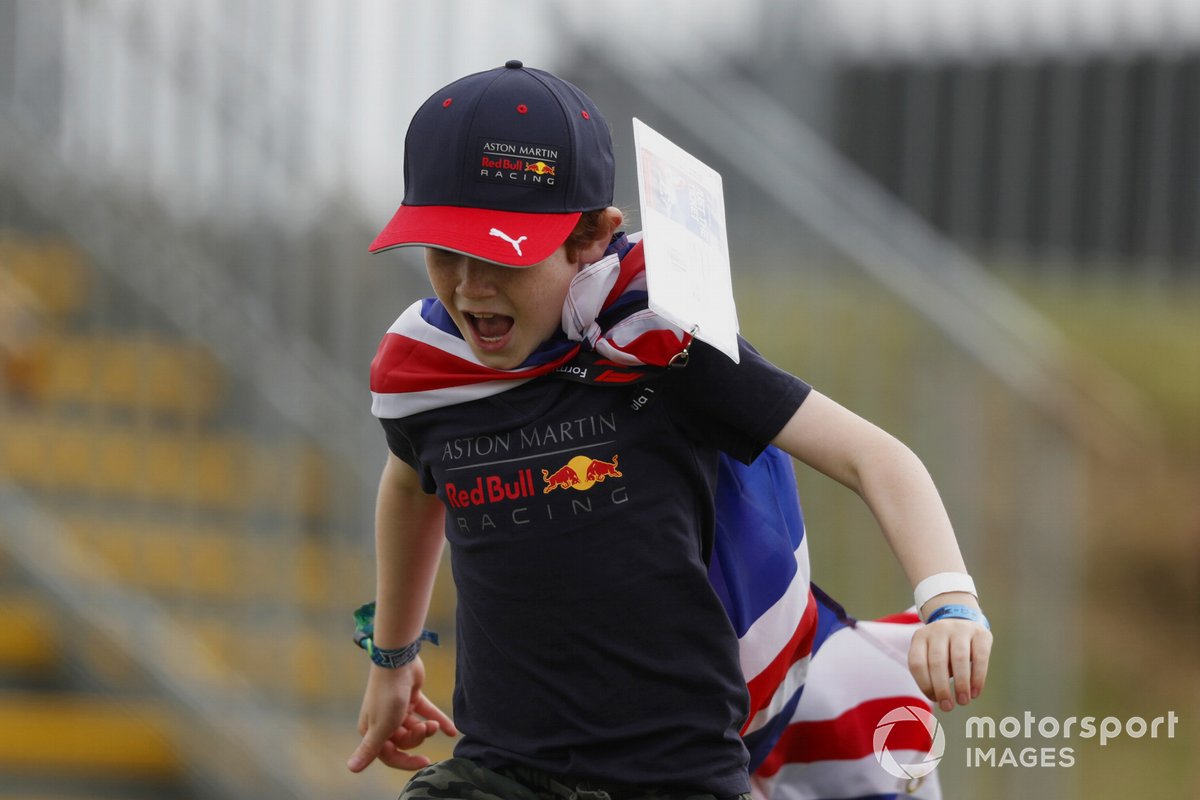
478, 139, 559, 189
541, 454, 622, 494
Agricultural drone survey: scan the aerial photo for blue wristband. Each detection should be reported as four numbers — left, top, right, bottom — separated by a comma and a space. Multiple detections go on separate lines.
352, 601, 439, 669
364, 631, 439, 669
925, 604, 990, 630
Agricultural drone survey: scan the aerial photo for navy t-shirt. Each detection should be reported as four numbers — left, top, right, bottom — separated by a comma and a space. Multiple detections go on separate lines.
381, 336, 810, 795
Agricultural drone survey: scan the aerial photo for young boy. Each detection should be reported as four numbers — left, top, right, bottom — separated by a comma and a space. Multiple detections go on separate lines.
348, 61, 991, 800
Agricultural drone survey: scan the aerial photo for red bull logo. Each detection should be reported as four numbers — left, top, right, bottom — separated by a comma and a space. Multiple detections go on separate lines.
446, 468, 536, 508
525, 160, 556, 176
482, 156, 525, 171
541, 454, 622, 494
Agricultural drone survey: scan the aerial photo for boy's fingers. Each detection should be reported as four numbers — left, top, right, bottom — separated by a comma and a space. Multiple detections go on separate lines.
925, 636, 953, 712
374, 718, 443, 771
413, 691, 458, 736
388, 717, 437, 750
352, 700, 452, 773
908, 634, 934, 701
347, 724, 390, 773
377, 740, 434, 771
971, 630, 993, 698
950, 634, 973, 706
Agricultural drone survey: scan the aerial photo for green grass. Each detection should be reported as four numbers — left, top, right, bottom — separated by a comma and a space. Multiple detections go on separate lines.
1001, 272, 1200, 457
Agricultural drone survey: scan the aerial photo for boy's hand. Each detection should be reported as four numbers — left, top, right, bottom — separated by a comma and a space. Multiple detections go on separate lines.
909, 595, 993, 712
347, 656, 458, 773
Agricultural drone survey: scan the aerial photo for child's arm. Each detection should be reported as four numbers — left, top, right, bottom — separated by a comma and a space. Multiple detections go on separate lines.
771, 390, 993, 712
347, 452, 457, 772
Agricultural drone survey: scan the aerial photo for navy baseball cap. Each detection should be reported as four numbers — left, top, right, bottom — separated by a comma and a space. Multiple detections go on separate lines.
370, 60, 615, 267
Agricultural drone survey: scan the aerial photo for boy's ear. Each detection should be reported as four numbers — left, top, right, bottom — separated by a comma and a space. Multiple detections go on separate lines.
577, 207, 624, 265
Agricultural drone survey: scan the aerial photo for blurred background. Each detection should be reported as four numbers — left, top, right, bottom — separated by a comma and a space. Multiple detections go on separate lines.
0, 1, 1195, 798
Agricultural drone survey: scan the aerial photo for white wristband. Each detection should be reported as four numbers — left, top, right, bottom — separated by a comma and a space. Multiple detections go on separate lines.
914, 572, 978, 612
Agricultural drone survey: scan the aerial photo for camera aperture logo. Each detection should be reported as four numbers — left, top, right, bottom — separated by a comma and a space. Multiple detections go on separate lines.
873, 705, 946, 780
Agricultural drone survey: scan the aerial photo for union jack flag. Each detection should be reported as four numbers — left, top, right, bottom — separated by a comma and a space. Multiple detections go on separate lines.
714, 449, 941, 799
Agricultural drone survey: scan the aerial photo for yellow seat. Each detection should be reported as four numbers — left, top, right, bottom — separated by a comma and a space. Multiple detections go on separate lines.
141, 433, 189, 501
47, 427, 96, 491
0, 593, 59, 673
61, 515, 369, 611
0, 417, 52, 485
0, 413, 330, 518
25, 334, 225, 418
0, 233, 89, 318
0, 691, 179, 777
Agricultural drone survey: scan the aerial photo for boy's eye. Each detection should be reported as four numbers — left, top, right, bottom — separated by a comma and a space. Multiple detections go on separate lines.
427, 248, 464, 267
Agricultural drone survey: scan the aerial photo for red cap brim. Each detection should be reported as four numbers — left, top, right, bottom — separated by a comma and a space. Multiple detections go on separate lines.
369, 205, 582, 267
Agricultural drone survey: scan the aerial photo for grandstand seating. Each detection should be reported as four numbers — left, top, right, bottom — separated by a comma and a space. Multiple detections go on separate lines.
14, 333, 226, 417
0, 414, 330, 516
0, 550, 185, 798
0, 230, 456, 799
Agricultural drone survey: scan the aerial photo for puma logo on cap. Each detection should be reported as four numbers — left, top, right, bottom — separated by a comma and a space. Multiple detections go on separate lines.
489, 228, 528, 256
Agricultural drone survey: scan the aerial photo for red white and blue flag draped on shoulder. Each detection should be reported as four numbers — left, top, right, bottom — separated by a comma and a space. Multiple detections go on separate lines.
716, 449, 941, 800
370, 233, 691, 419
370, 233, 942, 800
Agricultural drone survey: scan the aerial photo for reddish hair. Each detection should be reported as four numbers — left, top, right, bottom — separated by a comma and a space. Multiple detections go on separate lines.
563, 209, 614, 263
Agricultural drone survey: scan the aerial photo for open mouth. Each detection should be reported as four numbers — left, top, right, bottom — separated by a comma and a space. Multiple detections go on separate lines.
465, 311, 515, 343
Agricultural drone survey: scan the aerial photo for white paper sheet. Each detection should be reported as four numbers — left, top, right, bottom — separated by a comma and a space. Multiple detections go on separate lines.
633, 117, 740, 363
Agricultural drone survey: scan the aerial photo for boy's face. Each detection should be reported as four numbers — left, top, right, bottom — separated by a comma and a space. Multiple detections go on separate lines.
425, 245, 579, 370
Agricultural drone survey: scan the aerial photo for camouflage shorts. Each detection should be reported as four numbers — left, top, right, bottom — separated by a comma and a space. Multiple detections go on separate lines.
397, 757, 751, 800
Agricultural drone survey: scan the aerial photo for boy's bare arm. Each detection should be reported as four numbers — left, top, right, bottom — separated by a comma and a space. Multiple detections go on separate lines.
772, 391, 967, 588
373, 452, 446, 648
348, 452, 456, 773
771, 390, 992, 711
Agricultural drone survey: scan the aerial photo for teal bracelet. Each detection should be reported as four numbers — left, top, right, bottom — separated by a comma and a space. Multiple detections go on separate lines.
353, 602, 439, 668
925, 604, 990, 630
